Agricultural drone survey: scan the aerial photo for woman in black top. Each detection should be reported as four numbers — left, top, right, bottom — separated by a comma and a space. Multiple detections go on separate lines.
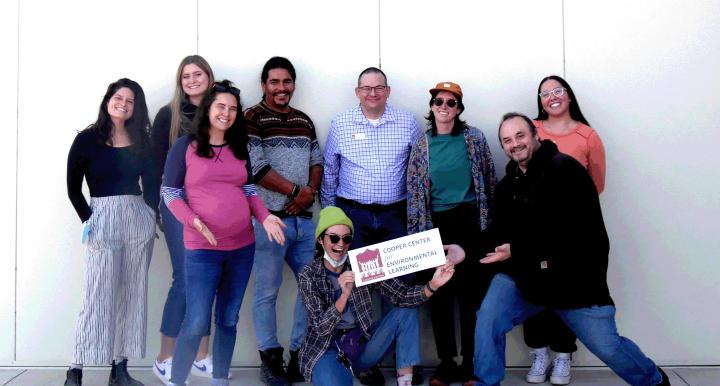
65, 78, 158, 386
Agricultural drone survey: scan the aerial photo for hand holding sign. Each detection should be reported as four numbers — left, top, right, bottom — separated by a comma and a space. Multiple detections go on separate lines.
338, 271, 355, 295
444, 244, 465, 265
429, 261, 455, 289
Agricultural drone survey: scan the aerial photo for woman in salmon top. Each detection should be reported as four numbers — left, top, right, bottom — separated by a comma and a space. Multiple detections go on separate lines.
524, 75, 606, 385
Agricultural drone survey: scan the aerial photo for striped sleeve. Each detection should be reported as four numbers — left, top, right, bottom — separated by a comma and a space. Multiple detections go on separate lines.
161, 136, 198, 227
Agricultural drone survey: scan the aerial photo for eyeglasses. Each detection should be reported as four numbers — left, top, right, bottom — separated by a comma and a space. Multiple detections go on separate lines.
213, 82, 241, 97
357, 85, 387, 95
539, 87, 565, 99
326, 233, 353, 244
432, 97, 458, 108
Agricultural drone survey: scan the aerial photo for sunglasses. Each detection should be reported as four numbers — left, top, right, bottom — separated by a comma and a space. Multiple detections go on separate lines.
213, 82, 241, 97
432, 97, 458, 108
326, 233, 353, 244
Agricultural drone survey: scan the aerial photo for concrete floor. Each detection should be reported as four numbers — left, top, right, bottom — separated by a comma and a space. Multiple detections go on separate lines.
1, 366, 718, 385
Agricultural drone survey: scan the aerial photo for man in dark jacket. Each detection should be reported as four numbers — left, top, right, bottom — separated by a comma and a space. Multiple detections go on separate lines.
471, 112, 670, 386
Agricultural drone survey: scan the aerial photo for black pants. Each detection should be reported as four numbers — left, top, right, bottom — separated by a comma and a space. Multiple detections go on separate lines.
523, 309, 578, 353
415, 202, 495, 362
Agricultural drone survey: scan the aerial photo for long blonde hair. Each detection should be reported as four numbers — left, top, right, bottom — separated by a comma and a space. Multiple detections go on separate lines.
168, 55, 215, 145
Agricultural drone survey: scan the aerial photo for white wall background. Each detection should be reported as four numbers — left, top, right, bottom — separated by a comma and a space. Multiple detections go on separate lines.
1, 0, 718, 368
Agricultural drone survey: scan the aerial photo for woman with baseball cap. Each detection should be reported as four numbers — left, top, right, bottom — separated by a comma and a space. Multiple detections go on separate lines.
407, 81, 497, 386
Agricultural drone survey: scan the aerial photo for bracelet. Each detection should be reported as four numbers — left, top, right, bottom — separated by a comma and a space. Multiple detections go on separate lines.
288, 184, 301, 199
425, 282, 436, 294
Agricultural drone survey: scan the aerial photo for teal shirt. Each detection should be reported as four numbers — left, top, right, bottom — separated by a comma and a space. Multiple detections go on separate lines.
428, 133, 475, 211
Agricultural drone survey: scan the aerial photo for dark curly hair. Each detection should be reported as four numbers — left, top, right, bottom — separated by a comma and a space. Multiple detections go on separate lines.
86, 78, 151, 154
192, 80, 249, 161
534, 75, 591, 126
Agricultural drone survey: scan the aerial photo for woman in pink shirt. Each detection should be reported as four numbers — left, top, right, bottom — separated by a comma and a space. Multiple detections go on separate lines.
524, 75, 606, 385
161, 80, 285, 386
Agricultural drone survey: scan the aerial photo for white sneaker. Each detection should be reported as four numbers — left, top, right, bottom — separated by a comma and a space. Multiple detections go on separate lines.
153, 358, 173, 386
191, 355, 232, 379
526, 347, 551, 383
550, 353, 572, 385
191, 355, 213, 378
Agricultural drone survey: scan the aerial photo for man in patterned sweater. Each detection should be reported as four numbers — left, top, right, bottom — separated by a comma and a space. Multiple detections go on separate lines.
245, 56, 323, 386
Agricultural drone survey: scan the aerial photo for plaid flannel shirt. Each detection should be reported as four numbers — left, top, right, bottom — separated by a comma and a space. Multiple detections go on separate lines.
297, 257, 428, 381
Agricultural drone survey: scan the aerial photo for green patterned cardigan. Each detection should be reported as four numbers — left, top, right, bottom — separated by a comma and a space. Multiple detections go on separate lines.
406, 125, 497, 235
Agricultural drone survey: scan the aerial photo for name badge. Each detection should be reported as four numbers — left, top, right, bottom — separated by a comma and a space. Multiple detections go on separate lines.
540, 260, 548, 269
351, 133, 366, 140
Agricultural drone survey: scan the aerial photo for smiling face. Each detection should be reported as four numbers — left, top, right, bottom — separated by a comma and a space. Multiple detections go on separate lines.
261, 68, 295, 113
107, 87, 135, 124
208, 92, 238, 135
320, 224, 353, 263
181, 63, 210, 105
539, 78, 570, 118
499, 116, 540, 171
431, 90, 461, 127
356, 72, 390, 117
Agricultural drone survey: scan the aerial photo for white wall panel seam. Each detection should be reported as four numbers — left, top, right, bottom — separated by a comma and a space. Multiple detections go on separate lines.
13, 0, 20, 364
562, 0, 566, 77
378, 0, 382, 68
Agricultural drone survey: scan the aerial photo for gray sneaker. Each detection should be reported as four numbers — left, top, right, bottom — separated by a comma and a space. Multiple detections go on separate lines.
526, 347, 550, 383
550, 353, 572, 385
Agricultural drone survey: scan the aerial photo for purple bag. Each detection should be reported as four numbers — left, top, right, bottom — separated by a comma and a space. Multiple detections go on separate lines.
337, 327, 367, 363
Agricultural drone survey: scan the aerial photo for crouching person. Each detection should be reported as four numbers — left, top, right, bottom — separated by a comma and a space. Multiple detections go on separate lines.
298, 206, 459, 386
471, 113, 670, 386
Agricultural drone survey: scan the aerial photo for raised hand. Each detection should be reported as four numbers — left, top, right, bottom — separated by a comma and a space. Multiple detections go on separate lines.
444, 244, 466, 265
480, 243, 511, 264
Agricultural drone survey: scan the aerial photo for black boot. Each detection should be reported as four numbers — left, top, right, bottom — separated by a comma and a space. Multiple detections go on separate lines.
108, 359, 144, 386
429, 359, 459, 386
412, 366, 424, 385
286, 349, 304, 383
64, 368, 82, 386
657, 368, 672, 386
259, 347, 289, 386
356, 365, 385, 385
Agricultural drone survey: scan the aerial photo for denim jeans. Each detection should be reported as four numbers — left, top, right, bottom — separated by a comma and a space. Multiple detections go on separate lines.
473, 274, 663, 386
310, 307, 421, 386
252, 216, 315, 351
170, 245, 254, 384
335, 199, 407, 250
160, 201, 212, 337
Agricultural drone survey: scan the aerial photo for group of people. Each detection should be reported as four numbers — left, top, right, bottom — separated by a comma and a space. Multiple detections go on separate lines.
64, 54, 670, 386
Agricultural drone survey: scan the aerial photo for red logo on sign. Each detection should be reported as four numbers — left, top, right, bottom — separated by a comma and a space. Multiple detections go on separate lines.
356, 248, 385, 282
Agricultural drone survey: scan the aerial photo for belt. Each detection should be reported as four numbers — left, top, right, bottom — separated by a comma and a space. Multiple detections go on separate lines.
337, 197, 405, 213
269, 209, 312, 219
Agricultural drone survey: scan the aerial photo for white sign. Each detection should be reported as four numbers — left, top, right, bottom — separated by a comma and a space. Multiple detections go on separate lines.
348, 228, 445, 287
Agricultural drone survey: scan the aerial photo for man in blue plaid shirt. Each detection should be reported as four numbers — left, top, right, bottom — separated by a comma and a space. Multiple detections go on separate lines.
321, 66, 421, 253
320, 67, 423, 385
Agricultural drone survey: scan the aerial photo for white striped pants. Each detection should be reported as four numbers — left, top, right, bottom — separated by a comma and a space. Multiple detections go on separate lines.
72, 195, 156, 364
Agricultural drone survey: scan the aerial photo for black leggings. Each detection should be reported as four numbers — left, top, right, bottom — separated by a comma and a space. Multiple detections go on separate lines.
415, 203, 495, 362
